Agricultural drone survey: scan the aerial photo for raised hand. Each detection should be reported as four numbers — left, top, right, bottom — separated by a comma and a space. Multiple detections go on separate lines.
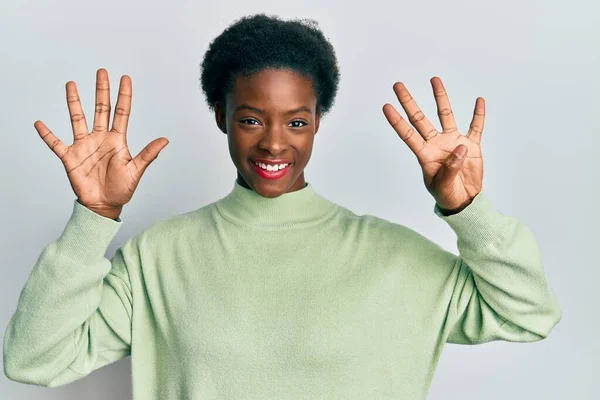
382, 77, 485, 215
34, 68, 169, 219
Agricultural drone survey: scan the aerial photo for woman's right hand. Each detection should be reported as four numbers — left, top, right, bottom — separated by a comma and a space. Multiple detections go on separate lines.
34, 68, 169, 219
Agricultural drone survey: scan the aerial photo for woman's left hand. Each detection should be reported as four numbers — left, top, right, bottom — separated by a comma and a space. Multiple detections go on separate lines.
382, 77, 485, 215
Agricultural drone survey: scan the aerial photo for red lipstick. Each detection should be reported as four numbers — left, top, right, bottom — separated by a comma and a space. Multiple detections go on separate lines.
251, 158, 292, 164
250, 159, 291, 180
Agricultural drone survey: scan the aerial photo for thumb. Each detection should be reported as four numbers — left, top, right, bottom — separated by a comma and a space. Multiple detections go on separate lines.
436, 145, 466, 186
131, 137, 169, 178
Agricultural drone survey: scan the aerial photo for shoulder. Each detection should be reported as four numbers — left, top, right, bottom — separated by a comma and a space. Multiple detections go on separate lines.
335, 204, 455, 261
132, 201, 219, 247
333, 204, 421, 240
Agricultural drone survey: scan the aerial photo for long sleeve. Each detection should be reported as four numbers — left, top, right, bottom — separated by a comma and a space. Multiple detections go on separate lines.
433, 190, 562, 344
3, 199, 136, 387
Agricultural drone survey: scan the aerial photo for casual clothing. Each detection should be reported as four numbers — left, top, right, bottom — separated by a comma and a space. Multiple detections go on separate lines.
3, 180, 561, 399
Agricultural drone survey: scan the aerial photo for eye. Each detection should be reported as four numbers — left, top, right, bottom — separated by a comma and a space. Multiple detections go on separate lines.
240, 118, 260, 125
289, 120, 307, 128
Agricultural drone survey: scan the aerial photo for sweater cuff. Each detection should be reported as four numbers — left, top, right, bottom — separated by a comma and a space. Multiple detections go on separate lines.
53, 199, 123, 264
433, 190, 511, 248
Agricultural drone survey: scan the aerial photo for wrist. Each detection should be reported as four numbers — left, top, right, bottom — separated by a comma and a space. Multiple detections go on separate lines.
438, 205, 465, 216
94, 208, 122, 220
77, 200, 122, 220
437, 197, 475, 216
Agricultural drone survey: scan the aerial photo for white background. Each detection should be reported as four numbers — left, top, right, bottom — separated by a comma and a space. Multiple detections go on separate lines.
1, 0, 597, 398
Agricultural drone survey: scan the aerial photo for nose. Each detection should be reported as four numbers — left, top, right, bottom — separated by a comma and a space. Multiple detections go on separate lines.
257, 125, 287, 154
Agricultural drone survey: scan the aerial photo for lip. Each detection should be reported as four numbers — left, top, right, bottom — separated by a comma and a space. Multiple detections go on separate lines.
251, 158, 293, 164
250, 159, 291, 180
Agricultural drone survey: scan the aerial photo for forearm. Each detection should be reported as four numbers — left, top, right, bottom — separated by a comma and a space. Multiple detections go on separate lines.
3, 200, 131, 387
437, 191, 561, 343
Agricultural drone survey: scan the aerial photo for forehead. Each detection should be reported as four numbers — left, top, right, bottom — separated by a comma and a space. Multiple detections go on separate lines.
227, 68, 316, 109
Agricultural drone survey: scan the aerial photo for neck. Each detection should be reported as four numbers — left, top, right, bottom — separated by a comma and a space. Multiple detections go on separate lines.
236, 172, 308, 195
214, 179, 337, 230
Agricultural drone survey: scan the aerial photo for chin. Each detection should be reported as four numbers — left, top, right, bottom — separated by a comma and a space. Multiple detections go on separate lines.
251, 182, 288, 198
238, 165, 302, 197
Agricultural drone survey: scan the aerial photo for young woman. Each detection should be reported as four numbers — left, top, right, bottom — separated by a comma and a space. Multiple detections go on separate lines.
4, 13, 561, 399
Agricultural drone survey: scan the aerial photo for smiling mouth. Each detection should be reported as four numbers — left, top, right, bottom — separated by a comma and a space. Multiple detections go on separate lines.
250, 159, 291, 170
250, 159, 291, 180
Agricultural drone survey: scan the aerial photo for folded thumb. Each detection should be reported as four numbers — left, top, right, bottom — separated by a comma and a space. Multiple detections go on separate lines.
438, 145, 466, 183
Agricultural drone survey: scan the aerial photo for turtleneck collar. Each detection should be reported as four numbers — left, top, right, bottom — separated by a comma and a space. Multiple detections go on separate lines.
214, 180, 338, 230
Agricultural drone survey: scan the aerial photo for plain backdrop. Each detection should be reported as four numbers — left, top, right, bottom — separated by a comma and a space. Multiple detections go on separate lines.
1, 0, 598, 399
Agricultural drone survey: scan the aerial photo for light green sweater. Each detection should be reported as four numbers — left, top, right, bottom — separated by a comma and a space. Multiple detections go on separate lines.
4, 180, 561, 399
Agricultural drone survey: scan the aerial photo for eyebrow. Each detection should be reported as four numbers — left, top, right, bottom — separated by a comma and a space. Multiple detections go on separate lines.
233, 104, 312, 115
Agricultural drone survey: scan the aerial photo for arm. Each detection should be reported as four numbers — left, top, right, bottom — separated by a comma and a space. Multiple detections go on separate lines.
3, 199, 136, 387
380, 77, 561, 343
434, 191, 562, 344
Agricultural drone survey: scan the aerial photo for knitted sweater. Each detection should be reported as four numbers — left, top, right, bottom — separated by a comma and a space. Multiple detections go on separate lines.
3, 180, 561, 399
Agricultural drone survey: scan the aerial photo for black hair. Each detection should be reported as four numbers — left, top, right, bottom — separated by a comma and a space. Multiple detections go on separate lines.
199, 13, 341, 117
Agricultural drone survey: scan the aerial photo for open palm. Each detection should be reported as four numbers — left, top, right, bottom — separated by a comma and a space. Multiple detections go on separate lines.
34, 69, 169, 218
383, 77, 485, 214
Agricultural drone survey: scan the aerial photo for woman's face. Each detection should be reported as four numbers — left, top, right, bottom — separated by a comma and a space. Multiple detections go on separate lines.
214, 68, 320, 198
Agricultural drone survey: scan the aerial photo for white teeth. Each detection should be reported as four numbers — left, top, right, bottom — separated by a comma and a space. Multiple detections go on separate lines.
252, 160, 289, 171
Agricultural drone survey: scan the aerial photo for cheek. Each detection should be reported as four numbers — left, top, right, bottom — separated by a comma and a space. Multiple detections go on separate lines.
227, 136, 245, 168
227, 132, 246, 155
297, 137, 315, 160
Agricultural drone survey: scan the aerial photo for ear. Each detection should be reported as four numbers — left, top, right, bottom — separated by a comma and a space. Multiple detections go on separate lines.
214, 102, 227, 134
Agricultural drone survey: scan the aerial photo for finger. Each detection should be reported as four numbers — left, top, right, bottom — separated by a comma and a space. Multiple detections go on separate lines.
392, 82, 438, 140
65, 81, 89, 140
436, 145, 467, 189
430, 77, 458, 134
466, 97, 485, 144
111, 75, 132, 134
34, 120, 69, 160
131, 137, 169, 179
382, 103, 426, 156
93, 68, 111, 132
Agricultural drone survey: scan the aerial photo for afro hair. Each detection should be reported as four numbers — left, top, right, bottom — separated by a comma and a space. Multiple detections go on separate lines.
199, 13, 340, 117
